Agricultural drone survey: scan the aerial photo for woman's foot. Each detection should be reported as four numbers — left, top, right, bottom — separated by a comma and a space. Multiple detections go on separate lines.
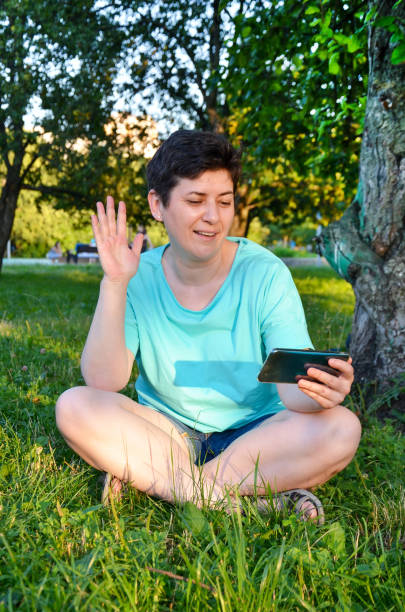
255, 489, 325, 525
101, 472, 124, 506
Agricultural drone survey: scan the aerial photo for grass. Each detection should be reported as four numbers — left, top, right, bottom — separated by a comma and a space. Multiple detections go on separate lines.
270, 246, 317, 259
0, 264, 404, 611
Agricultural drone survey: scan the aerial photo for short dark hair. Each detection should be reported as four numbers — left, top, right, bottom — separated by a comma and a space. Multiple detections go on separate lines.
146, 129, 241, 206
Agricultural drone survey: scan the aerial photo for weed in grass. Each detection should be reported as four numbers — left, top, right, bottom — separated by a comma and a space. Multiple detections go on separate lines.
0, 264, 404, 610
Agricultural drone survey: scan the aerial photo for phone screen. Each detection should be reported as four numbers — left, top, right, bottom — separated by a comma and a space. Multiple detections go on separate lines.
258, 348, 349, 384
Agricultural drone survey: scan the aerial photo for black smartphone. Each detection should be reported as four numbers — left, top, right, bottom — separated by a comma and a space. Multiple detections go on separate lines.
258, 348, 349, 384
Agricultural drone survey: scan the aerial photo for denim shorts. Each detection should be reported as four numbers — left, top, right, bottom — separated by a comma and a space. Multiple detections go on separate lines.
160, 411, 277, 465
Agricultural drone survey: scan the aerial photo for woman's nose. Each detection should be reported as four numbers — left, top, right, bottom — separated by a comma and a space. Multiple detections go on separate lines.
202, 200, 219, 222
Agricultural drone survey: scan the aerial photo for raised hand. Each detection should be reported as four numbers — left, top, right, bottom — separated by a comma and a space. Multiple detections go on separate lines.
91, 196, 144, 284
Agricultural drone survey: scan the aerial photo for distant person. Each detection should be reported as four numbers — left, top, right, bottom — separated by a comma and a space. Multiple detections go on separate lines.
67, 249, 78, 264
46, 241, 63, 262
56, 130, 360, 524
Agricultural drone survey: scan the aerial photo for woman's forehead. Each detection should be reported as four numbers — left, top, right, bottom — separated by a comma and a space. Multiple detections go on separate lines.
174, 169, 234, 193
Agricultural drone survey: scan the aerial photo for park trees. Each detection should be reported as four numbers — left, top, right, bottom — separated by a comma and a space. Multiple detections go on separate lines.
319, 1, 405, 389
0, 0, 127, 271
222, 0, 367, 234
119, 0, 231, 132
224, 0, 405, 391
119, 1, 368, 236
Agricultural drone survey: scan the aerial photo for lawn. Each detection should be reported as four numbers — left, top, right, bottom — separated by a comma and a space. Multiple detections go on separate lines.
0, 264, 404, 610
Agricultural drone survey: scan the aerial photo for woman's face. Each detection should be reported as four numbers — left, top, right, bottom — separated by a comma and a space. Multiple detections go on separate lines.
150, 169, 235, 263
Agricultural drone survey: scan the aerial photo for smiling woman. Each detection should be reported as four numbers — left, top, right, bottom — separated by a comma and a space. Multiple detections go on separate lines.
55, 130, 361, 524
148, 169, 236, 283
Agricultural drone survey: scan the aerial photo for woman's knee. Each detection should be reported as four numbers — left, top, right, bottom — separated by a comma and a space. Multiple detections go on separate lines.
325, 405, 362, 465
55, 386, 89, 435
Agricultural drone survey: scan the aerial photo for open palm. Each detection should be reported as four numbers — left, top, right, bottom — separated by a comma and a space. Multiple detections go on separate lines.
92, 196, 144, 284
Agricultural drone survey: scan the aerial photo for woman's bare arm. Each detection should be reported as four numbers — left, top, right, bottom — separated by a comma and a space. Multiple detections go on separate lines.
80, 196, 143, 391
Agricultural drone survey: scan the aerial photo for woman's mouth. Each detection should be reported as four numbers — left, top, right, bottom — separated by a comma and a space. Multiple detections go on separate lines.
194, 230, 217, 239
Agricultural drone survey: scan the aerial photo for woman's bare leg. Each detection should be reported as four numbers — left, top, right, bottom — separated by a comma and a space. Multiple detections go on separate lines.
56, 388, 361, 514
55, 386, 222, 504
202, 405, 361, 496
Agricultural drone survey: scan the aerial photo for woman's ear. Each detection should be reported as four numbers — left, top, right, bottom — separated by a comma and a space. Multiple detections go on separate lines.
148, 190, 163, 221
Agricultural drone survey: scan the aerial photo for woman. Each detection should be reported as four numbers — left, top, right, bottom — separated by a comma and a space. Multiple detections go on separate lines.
56, 130, 361, 523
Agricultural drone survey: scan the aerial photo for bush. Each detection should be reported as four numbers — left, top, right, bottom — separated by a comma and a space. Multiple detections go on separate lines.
12, 194, 94, 257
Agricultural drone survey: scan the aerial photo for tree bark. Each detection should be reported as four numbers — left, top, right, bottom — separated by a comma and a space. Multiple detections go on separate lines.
318, 0, 405, 392
0, 167, 22, 274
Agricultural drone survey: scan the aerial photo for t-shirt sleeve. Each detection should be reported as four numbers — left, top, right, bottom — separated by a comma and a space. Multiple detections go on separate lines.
124, 294, 140, 357
260, 262, 313, 354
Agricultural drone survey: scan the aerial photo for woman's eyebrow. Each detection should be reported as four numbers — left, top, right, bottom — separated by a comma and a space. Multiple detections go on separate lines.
186, 190, 234, 196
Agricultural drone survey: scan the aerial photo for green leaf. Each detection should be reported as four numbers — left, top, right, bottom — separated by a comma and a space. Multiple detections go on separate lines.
375, 16, 396, 28
180, 502, 209, 536
347, 36, 363, 53
325, 521, 346, 559
334, 33, 349, 46
305, 6, 320, 15
365, 6, 378, 22
323, 10, 332, 29
390, 32, 403, 44
391, 43, 405, 64
241, 26, 252, 38
328, 52, 341, 74
355, 563, 380, 577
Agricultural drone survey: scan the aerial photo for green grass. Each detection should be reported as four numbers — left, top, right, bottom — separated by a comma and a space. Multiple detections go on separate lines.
0, 264, 404, 611
270, 246, 317, 258
292, 266, 355, 350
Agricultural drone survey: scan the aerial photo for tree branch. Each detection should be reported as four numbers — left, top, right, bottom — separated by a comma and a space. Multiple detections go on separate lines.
21, 183, 87, 201
147, 17, 208, 102
0, 120, 11, 171
20, 153, 41, 183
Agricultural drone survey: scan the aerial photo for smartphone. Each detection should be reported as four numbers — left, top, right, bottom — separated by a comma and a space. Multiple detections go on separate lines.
258, 348, 349, 384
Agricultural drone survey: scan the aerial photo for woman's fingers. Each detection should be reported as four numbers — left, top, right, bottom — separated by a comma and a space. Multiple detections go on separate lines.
297, 357, 354, 409
106, 195, 117, 236
298, 386, 337, 410
96, 200, 109, 239
95, 196, 127, 242
131, 233, 144, 257
116, 201, 127, 238
91, 213, 102, 245
329, 357, 354, 383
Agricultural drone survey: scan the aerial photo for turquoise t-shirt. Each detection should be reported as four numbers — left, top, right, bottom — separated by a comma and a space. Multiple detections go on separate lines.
125, 237, 313, 433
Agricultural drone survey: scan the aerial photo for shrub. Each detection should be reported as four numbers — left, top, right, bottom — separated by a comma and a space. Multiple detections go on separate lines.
12, 194, 94, 257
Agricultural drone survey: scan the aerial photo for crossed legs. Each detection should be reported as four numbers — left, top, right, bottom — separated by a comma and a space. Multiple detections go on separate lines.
55, 386, 361, 506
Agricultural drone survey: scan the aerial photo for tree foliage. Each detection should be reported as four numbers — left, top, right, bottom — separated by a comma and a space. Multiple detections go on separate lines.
12, 194, 93, 258
0, 0, 137, 271
118, 0, 234, 131
115, 0, 361, 234
223, 0, 368, 200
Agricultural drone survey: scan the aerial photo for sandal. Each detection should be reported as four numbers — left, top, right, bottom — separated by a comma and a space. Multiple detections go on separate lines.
101, 472, 124, 506
256, 488, 325, 525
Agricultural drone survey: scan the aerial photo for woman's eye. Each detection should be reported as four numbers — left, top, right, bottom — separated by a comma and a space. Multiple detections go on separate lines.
187, 200, 203, 204
220, 201, 233, 206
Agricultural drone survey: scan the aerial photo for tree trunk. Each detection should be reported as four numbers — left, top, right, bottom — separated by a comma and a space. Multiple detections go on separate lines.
0, 167, 22, 274
229, 200, 251, 236
318, 0, 405, 392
